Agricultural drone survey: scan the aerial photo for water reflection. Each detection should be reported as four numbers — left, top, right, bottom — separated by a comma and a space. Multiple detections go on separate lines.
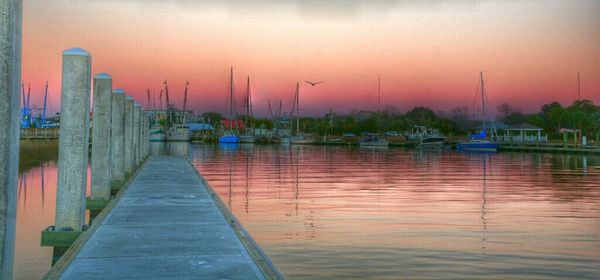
13, 143, 600, 280
191, 144, 600, 280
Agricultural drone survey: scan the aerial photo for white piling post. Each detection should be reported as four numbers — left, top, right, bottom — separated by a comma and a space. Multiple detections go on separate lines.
90, 73, 112, 200
110, 89, 126, 185
133, 103, 141, 166
124, 97, 134, 175
55, 47, 92, 232
0, 0, 22, 278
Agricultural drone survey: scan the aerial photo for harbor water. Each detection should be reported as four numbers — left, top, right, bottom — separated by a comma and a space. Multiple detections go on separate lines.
14, 143, 600, 279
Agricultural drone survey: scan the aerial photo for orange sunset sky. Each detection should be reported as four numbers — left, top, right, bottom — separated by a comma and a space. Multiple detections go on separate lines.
22, 0, 600, 116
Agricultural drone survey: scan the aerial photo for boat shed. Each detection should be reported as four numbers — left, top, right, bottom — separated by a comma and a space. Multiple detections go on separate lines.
503, 122, 547, 142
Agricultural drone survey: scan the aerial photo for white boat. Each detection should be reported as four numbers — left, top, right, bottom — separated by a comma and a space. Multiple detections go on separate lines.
149, 128, 165, 142
408, 126, 446, 148
165, 124, 191, 142
290, 134, 315, 145
359, 133, 389, 147
239, 135, 256, 143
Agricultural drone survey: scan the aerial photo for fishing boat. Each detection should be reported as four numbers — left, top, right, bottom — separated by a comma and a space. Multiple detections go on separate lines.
165, 123, 191, 141
219, 67, 240, 144
149, 127, 165, 142
359, 133, 389, 147
457, 72, 499, 152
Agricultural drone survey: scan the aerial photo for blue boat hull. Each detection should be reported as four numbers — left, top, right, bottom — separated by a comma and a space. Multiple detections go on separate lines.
218, 135, 240, 143
456, 142, 499, 152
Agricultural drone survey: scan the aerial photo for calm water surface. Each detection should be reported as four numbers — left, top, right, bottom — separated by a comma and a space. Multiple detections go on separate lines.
13, 143, 600, 279
190, 144, 600, 280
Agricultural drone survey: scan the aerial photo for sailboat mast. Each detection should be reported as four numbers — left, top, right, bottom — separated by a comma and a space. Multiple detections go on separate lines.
296, 82, 300, 134
480, 72, 486, 132
378, 74, 381, 113
230, 67, 236, 130
147, 89, 151, 109
164, 80, 170, 109
183, 81, 189, 113
42, 81, 48, 126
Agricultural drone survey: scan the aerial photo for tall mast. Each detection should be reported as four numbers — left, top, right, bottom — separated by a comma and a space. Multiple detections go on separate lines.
246, 76, 253, 129
296, 82, 300, 134
21, 82, 25, 108
164, 80, 170, 109
480, 72, 486, 131
378, 74, 381, 113
26, 82, 31, 109
42, 81, 48, 126
230, 67, 236, 130
158, 89, 163, 110
153, 89, 156, 110
146, 88, 151, 109
183, 81, 189, 113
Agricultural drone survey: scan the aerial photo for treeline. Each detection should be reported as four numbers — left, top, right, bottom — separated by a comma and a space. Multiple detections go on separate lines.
200, 100, 600, 139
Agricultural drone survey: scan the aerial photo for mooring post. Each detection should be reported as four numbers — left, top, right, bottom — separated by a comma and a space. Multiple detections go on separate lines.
133, 103, 141, 166
90, 73, 113, 202
145, 113, 150, 157
141, 112, 147, 160
54, 47, 92, 232
110, 89, 126, 188
0, 1, 22, 278
124, 97, 134, 176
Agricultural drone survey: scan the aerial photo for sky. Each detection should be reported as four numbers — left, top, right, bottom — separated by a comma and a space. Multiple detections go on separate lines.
22, 0, 600, 117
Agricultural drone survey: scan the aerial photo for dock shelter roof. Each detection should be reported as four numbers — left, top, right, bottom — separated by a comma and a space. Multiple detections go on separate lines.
506, 122, 543, 131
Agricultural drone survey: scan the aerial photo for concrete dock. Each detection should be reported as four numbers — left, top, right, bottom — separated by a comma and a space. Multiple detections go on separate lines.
48, 156, 277, 279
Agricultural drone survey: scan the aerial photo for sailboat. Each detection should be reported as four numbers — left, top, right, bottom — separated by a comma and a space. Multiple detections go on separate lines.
456, 72, 499, 152
239, 76, 256, 143
219, 67, 240, 144
290, 82, 316, 144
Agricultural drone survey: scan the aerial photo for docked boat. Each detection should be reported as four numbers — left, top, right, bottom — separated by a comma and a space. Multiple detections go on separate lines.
457, 72, 499, 152
408, 126, 446, 148
359, 133, 389, 147
239, 135, 255, 143
149, 127, 165, 142
219, 67, 240, 144
165, 124, 191, 142
290, 134, 315, 145
219, 133, 240, 143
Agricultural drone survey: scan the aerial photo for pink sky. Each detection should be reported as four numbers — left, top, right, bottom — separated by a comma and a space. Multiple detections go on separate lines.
22, 0, 600, 117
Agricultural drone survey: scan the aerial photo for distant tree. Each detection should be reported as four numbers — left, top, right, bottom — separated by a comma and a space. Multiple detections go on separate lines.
497, 103, 516, 119
202, 112, 222, 130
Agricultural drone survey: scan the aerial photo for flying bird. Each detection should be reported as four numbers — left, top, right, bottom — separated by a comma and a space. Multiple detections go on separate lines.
305, 80, 323, 86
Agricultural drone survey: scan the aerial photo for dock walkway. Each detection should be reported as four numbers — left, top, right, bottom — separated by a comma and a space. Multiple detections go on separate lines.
57, 156, 268, 279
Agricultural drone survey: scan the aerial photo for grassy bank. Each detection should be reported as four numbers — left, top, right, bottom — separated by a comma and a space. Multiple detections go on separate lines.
19, 140, 59, 173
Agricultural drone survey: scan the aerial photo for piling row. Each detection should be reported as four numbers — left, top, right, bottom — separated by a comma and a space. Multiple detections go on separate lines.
40, 47, 152, 252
